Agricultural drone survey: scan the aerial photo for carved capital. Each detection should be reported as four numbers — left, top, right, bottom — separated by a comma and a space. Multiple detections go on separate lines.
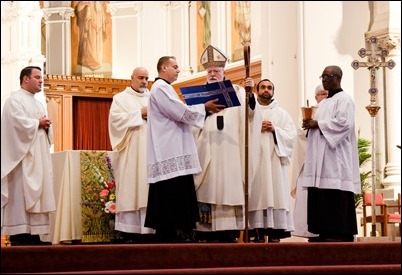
377, 35, 401, 56
160, 1, 172, 9
107, 2, 143, 17
42, 7, 75, 22
1, 1, 43, 23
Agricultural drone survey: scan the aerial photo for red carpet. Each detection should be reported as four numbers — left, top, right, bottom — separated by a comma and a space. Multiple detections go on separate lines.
1, 242, 400, 274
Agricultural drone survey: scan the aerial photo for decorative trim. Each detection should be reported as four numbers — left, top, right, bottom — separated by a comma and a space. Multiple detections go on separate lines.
1, 2, 43, 23
42, 7, 75, 22
44, 75, 131, 98
377, 35, 401, 52
107, 2, 143, 16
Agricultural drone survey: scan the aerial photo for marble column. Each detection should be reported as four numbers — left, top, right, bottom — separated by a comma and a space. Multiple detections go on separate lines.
42, 4, 74, 75
1, 1, 45, 112
378, 35, 401, 194
107, 1, 143, 79
365, 1, 401, 198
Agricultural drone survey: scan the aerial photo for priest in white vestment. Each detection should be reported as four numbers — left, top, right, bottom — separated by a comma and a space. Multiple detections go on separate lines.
1, 66, 56, 245
108, 67, 155, 242
248, 79, 297, 243
194, 45, 256, 242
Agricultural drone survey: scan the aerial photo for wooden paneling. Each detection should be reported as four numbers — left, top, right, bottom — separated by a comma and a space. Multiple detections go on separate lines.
44, 75, 131, 152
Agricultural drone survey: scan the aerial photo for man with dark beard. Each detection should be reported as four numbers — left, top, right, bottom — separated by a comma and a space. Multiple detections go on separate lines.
247, 78, 297, 243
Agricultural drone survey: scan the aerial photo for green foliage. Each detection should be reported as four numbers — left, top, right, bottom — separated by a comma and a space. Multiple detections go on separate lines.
355, 137, 372, 208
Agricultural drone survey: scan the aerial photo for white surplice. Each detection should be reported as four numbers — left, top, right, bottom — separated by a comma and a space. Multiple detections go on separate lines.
300, 92, 360, 193
108, 87, 154, 234
291, 100, 327, 238
291, 127, 318, 238
248, 99, 296, 231
147, 79, 206, 183
1, 89, 56, 236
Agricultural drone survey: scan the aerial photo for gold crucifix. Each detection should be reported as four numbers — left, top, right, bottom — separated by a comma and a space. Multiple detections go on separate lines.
351, 36, 396, 115
351, 36, 396, 237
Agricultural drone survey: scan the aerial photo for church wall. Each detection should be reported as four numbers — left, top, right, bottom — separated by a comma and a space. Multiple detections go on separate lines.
302, 1, 371, 140
255, 2, 371, 140
111, 11, 138, 79
138, 2, 170, 79
259, 2, 300, 130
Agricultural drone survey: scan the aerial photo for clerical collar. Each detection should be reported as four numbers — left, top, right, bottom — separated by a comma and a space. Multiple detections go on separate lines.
328, 88, 343, 98
155, 77, 171, 85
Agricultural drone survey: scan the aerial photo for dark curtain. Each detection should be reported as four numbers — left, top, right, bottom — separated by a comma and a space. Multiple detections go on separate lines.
73, 97, 112, 151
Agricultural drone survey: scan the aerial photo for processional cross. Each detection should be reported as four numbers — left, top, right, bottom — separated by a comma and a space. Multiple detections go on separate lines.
351, 36, 396, 237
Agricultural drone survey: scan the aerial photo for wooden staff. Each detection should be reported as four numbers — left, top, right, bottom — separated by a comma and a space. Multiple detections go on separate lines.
243, 43, 251, 243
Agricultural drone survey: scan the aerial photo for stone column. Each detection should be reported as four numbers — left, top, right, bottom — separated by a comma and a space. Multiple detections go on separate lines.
107, 1, 143, 79
42, 3, 74, 75
365, 1, 401, 198
378, 35, 401, 194
1, 1, 45, 113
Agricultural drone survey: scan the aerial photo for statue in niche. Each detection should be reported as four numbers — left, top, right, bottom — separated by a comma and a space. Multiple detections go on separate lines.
75, 1, 106, 71
71, 1, 111, 78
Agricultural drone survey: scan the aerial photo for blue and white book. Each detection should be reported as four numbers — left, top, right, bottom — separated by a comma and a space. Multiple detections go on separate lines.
180, 80, 241, 108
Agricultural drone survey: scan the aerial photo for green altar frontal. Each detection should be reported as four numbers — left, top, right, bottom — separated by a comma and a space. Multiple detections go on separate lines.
80, 151, 116, 243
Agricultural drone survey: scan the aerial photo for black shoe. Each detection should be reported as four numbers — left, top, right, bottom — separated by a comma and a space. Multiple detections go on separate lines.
10, 234, 52, 246
312, 235, 355, 242
268, 237, 280, 243
29, 234, 52, 245
323, 236, 355, 242
219, 238, 238, 243
308, 236, 325, 242
176, 229, 197, 243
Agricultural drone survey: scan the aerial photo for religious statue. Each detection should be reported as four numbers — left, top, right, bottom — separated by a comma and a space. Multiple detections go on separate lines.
75, 1, 107, 71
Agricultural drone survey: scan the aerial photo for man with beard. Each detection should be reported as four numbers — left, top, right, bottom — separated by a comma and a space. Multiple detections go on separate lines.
247, 78, 297, 243
108, 67, 155, 243
194, 45, 256, 243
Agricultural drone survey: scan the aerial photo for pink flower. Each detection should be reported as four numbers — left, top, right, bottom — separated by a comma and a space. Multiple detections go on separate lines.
108, 202, 116, 214
105, 201, 116, 214
99, 189, 110, 198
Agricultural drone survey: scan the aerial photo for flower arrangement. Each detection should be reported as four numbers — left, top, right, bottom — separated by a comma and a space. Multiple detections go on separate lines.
80, 152, 118, 242
94, 155, 116, 215
81, 154, 116, 216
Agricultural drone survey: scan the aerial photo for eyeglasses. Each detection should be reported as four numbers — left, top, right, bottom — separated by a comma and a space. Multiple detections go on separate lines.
319, 74, 336, 80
